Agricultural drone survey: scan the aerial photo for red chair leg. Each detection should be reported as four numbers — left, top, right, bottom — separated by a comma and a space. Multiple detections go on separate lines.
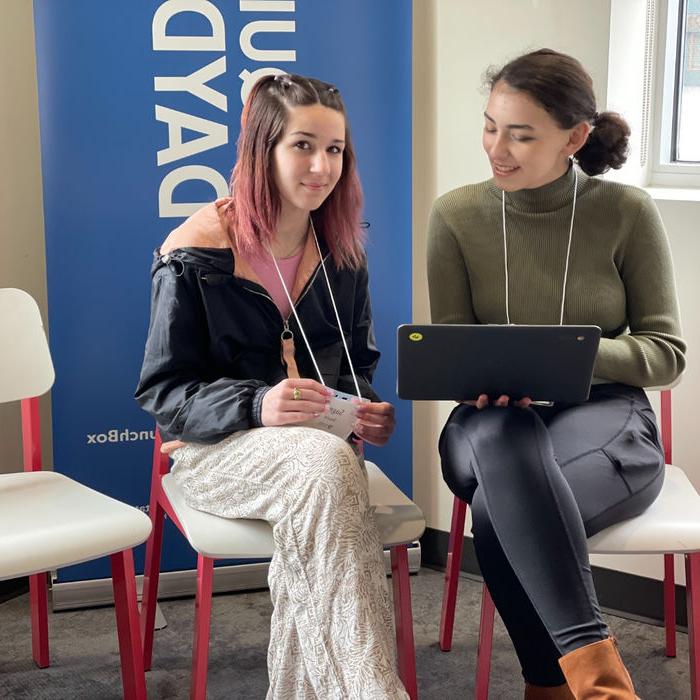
439, 496, 468, 652
391, 545, 418, 700
29, 571, 49, 668
686, 553, 700, 700
664, 553, 677, 657
111, 550, 147, 700
475, 584, 495, 700
141, 497, 166, 670
191, 555, 214, 700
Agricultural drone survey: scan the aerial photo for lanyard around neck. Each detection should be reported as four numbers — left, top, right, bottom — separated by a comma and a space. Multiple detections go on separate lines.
268, 220, 362, 399
501, 166, 579, 326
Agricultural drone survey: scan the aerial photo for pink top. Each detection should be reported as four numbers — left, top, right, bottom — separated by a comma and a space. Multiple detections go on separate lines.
245, 250, 304, 319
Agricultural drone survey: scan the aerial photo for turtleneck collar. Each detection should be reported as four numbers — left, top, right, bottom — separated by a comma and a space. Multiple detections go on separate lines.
487, 161, 587, 214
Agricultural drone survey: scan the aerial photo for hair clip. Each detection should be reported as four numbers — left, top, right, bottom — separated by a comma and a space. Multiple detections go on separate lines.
274, 74, 292, 88
327, 86, 339, 94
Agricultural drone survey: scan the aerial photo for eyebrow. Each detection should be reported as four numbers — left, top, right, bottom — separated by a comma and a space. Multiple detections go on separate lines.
289, 130, 345, 143
483, 112, 535, 130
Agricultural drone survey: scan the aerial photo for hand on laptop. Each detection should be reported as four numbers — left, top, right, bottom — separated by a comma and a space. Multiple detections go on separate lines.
460, 394, 532, 410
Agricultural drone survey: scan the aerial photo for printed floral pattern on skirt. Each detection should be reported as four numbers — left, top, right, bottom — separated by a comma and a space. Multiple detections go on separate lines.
171, 426, 409, 700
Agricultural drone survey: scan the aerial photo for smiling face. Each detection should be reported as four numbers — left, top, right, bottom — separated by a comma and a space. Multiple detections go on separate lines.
482, 80, 589, 191
272, 103, 346, 220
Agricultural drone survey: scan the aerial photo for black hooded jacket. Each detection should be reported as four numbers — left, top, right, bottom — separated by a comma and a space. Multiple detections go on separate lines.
135, 206, 380, 444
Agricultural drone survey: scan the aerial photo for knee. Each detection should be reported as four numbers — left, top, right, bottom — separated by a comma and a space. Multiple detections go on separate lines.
442, 404, 536, 456
442, 407, 547, 492
471, 405, 540, 450
294, 429, 366, 496
441, 454, 476, 503
439, 405, 479, 500
483, 408, 554, 486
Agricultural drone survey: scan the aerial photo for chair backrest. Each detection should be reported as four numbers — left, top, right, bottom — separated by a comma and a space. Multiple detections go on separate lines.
646, 383, 682, 472
658, 389, 673, 465
647, 377, 681, 465
152, 428, 171, 479
0, 288, 54, 403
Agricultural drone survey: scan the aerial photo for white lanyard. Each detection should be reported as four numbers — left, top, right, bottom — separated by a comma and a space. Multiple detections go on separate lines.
501, 167, 578, 326
268, 220, 362, 399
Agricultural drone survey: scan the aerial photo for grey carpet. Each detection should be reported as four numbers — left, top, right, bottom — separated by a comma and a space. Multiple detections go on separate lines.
0, 568, 690, 699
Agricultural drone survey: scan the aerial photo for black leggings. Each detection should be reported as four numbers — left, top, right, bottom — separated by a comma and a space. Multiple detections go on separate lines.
440, 384, 665, 686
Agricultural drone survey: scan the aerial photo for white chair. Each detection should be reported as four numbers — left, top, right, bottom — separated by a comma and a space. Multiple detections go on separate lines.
438, 385, 700, 699
140, 429, 426, 699
0, 288, 152, 700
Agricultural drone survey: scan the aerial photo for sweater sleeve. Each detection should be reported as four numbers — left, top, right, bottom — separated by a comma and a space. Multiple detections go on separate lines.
426, 202, 478, 324
594, 194, 686, 387
134, 258, 269, 443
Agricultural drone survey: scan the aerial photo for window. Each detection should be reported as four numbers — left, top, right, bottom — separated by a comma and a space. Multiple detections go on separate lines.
676, 0, 700, 161
652, 0, 700, 185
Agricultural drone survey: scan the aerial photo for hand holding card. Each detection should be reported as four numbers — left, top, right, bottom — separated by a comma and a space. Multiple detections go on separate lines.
352, 400, 396, 447
300, 389, 369, 440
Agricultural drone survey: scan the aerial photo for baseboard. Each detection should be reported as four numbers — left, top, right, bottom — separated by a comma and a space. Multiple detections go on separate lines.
51, 543, 422, 611
420, 527, 689, 629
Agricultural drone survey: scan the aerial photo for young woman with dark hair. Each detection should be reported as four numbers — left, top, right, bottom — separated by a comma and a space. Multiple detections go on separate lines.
136, 73, 407, 699
428, 49, 685, 699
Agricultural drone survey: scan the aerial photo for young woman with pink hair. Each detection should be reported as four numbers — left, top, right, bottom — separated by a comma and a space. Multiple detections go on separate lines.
136, 74, 407, 699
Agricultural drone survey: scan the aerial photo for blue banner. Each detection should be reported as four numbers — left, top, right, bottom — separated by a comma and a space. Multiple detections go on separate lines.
34, 0, 412, 583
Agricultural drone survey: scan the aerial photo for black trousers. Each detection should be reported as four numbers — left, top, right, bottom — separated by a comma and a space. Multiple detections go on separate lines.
439, 383, 665, 686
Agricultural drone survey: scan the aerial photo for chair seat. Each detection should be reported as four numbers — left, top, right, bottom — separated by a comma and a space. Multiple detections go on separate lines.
0, 471, 152, 580
367, 461, 426, 546
161, 460, 425, 559
588, 465, 700, 554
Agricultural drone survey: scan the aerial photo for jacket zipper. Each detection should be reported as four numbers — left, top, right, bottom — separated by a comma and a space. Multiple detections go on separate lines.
243, 256, 329, 380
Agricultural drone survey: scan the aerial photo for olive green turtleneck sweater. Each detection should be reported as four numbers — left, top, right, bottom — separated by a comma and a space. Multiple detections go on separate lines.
427, 166, 686, 387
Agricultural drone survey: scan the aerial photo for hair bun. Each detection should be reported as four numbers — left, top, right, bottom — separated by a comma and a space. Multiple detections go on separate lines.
576, 111, 630, 175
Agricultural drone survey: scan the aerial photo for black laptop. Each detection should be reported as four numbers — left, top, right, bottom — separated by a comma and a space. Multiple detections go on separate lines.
397, 324, 601, 403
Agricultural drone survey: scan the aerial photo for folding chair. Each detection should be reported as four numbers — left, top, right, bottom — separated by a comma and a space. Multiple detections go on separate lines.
141, 429, 425, 699
438, 386, 700, 699
0, 288, 152, 700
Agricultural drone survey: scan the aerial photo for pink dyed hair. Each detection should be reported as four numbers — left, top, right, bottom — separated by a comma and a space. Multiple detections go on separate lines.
226, 73, 365, 269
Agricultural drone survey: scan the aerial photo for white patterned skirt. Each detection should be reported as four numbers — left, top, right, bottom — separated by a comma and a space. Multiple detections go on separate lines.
171, 426, 409, 700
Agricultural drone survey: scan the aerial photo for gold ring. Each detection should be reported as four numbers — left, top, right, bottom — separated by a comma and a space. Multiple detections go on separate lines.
292, 387, 302, 401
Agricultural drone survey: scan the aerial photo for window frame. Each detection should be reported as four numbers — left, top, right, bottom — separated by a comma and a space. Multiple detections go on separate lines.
651, 0, 700, 187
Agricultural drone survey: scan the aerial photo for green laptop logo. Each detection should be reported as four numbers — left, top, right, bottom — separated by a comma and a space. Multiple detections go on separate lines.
408, 332, 423, 341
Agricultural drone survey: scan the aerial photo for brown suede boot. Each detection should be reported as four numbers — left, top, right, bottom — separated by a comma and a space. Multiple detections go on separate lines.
558, 637, 638, 699
524, 681, 575, 699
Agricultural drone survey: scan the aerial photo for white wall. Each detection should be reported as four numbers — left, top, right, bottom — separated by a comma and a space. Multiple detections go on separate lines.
413, 0, 700, 582
0, 1, 51, 474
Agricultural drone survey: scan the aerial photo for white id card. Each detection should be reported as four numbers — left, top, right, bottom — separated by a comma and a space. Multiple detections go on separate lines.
300, 388, 369, 440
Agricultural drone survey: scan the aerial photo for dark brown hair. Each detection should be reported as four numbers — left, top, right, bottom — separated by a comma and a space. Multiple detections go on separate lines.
486, 49, 630, 175
227, 73, 364, 269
